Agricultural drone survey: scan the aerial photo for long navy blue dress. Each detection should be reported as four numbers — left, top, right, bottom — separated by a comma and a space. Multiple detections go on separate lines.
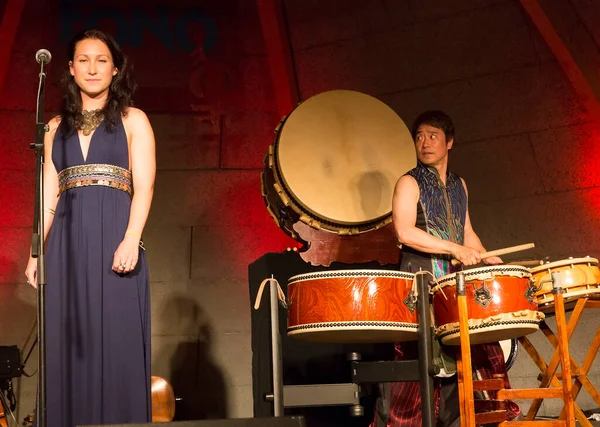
44, 117, 151, 427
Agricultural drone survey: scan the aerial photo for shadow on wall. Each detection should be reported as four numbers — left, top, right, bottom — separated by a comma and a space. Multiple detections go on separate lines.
160, 294, 227, 420
0, 256, 38, 423
0, 256, 37, 344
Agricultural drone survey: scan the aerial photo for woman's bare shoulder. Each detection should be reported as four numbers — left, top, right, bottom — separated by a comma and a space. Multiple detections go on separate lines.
123, 107, 150, 124
48, 115, 62, 130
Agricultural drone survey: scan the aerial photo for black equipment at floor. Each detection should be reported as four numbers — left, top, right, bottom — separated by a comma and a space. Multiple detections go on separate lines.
0, 345, 21, 418
0, 346, 20, 381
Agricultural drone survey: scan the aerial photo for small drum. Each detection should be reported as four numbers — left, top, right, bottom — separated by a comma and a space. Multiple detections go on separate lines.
287, 270, 418, 343
530, 257, 600, 312
432, 265, 544, 346
261, 90, 415, 241
500, 339, 518, 371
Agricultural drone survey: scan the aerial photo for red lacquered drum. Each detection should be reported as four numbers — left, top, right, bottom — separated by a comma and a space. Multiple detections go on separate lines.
432, 265, 545, 346
287, 270, 417, 343
530, 257, 600, 312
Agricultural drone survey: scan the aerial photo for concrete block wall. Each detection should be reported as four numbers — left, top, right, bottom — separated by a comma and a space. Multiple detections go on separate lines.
283, 0, 600, 418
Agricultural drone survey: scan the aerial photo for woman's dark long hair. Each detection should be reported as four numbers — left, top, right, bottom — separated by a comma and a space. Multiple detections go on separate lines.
58, 29, 137, 136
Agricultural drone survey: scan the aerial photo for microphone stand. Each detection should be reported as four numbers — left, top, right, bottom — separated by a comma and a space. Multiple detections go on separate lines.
30, 58, 49, 427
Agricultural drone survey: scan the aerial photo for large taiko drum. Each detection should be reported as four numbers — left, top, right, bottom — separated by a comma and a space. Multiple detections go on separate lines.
287, 270, 418, 343
530, 256, 600, 312
261, 90, 415, 241
432, 265, 545, 346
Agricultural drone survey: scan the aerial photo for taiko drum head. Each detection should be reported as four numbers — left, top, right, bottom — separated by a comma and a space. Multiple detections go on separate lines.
530, 256, 600, 311
262, 90, 416, 239
529, 257, 600, 280
278, 90, 415, 225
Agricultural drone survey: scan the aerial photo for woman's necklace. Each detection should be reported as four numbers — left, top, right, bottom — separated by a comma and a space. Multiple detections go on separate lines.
80, 109, 104, 136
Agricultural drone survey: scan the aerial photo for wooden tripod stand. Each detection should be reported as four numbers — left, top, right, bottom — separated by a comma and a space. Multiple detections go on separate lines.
518, 297, 600, 426
455, 271, 575, 426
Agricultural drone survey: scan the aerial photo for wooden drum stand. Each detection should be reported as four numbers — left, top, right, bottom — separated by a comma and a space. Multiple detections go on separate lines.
455, 271, 576, 426
518, 296, 600, 426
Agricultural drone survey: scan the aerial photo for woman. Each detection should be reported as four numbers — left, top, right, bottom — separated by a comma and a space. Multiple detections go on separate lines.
25, 29, 155, 426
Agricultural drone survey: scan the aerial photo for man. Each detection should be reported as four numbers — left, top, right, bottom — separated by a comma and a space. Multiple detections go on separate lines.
374, 111, 520, 426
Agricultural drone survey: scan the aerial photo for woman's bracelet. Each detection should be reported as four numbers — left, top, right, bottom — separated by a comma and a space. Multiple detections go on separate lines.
125, 230, 142, 239
46, 208, 55, 215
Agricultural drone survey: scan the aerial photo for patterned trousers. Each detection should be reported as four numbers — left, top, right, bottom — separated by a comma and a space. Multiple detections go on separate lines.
371, 341, 521, 427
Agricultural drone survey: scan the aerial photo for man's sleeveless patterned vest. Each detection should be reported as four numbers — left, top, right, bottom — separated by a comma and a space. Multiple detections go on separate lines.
400, 161, 467, 278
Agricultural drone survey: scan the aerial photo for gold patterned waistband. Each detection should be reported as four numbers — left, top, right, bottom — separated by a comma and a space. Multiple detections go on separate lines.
58, 164, 133, 197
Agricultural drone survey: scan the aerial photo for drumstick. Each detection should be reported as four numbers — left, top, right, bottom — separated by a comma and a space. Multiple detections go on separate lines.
509, 260, 543, 267
451, 243, 535, 266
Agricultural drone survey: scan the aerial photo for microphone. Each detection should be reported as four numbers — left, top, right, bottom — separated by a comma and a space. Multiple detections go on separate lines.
35, 49, 52, 64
